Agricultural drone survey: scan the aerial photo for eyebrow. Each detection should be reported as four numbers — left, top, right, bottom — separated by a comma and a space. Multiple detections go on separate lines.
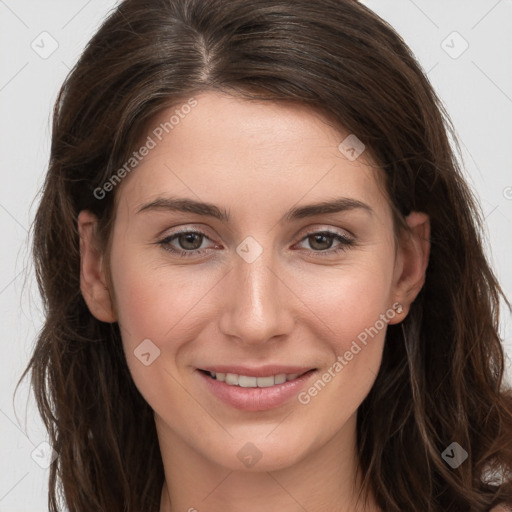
136, 196, 373, 222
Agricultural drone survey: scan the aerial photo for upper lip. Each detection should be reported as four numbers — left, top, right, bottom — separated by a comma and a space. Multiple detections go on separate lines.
198, 365, 315, 377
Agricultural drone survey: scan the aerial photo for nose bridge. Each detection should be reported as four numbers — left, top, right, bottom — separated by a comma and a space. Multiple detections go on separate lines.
218, 240, 293, 344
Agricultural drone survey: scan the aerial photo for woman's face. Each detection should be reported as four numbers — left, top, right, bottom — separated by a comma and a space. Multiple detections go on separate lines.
79, 91, 428, 473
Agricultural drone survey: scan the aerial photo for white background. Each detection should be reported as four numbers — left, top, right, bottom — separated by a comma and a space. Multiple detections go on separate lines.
1, 1, 511, 510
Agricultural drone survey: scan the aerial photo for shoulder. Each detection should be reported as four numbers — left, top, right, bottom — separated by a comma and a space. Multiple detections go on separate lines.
489, 505, 512, 512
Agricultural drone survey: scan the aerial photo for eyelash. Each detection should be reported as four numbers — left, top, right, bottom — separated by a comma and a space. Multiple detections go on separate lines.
156, 228, 355, 258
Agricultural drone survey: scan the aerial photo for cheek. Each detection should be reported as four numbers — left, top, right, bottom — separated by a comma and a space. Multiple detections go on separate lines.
109, 250, 209, 409
110, 243, 213, 347
294, 269, 394, 432
292, 252, 396, 414
298, 257, 395, 350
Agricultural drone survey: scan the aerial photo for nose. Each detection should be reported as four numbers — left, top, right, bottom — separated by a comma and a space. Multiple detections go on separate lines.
218, 246, 295, 347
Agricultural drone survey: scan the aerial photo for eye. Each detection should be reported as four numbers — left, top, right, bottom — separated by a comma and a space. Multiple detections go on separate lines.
156, 228, 355, 258
157, 230, 217, 257
295, 230, 355, 256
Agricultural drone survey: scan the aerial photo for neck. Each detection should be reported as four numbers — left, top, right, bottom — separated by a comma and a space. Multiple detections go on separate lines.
157, 412, 379, 512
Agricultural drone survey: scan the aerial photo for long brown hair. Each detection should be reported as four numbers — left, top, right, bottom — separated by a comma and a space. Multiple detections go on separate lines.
23, 0, 512, 510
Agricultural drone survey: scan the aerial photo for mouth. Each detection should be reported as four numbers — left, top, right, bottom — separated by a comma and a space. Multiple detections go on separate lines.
199, 369, 313, 388
196, 366, 317, 411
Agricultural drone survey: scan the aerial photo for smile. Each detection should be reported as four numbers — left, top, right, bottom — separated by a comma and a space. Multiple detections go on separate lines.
206, 371, 307, 388
197, 367, 317, 411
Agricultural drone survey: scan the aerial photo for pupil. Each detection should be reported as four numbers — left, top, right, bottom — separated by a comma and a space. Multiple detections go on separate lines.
181, 233, 201, 250
310, 233, 332, 250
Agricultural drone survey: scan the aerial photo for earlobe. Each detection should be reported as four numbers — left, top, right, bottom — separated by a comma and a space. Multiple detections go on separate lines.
77, 210, 117, 323
388, 211, 430, 324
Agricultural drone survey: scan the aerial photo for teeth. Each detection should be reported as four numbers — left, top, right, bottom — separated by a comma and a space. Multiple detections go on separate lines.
225, 373, 238, 385
274, 373, 287, 384
207, 371, 305, 387
256, 376, 275, 388
238, 375, 257, 387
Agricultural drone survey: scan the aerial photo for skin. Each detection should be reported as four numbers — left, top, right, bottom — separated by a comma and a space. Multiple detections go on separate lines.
78, 91, 430, 512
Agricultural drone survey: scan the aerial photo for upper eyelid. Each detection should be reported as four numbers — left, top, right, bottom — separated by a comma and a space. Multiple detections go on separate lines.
160, 224, 353, 239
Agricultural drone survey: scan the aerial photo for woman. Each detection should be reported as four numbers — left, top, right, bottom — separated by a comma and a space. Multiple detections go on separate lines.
24, 0, 512, 510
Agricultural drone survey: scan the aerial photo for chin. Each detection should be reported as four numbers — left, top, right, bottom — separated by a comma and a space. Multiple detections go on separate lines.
202, 429, 316, 473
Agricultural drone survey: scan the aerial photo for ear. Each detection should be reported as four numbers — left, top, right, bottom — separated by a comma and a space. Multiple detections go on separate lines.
77, 210, 117, 323
388, 211, 430, 324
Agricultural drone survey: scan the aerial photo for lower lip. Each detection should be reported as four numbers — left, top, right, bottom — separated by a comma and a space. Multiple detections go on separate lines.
198, 370, 316, 411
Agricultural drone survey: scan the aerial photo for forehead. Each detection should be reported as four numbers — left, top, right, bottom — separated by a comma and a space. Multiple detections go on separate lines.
113, 91, 390, 220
